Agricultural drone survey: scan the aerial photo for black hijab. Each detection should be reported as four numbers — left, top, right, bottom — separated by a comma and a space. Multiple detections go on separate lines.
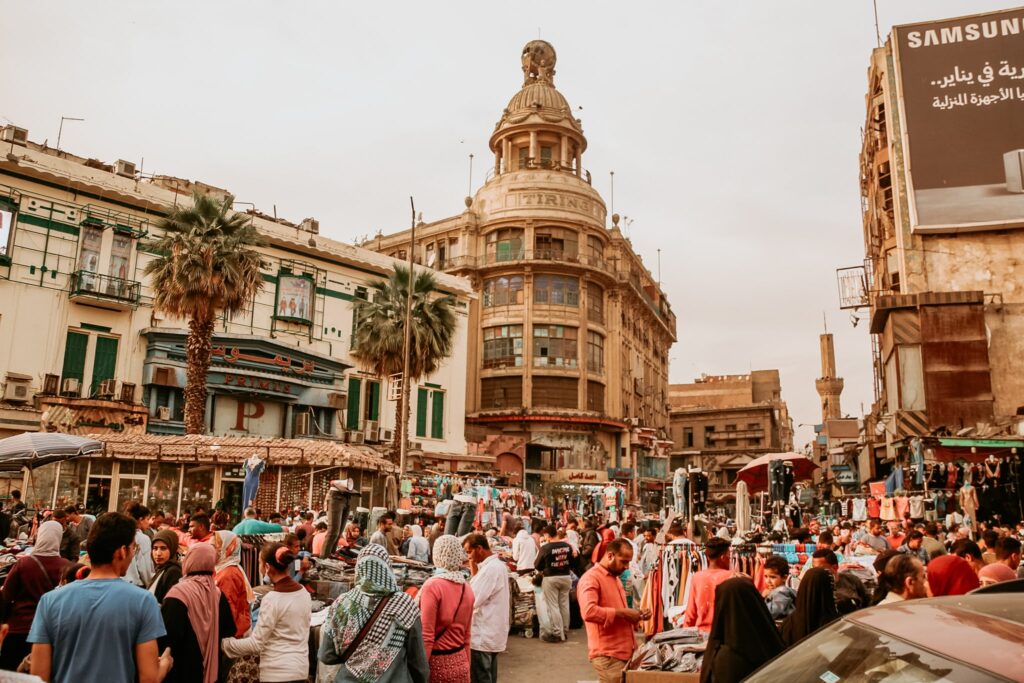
781, 567, 840, 647
699, 577, 784, 683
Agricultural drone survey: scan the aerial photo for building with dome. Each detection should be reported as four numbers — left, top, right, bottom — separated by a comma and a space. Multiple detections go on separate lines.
369, 41, 677, 506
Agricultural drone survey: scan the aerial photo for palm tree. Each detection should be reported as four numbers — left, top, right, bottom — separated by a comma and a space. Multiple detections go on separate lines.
351, 265, 457, 460
145, 193, 264, 434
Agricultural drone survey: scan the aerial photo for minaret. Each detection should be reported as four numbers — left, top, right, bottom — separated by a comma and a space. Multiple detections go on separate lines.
815, 334, 844, 422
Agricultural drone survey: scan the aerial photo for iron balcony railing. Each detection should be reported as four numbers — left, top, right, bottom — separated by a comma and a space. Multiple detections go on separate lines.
69, 270, 141, 305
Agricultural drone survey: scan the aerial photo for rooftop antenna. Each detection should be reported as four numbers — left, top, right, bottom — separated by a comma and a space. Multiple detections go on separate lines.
468, 153, 474, 196
56, 116, 84, 152
873, 0, 882, 47
610, 170, 615, 217
823, 311, 828, 334
657, 248, 661, 286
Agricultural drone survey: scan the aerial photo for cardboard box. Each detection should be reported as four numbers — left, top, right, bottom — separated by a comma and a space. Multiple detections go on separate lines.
624, 672, 700, 683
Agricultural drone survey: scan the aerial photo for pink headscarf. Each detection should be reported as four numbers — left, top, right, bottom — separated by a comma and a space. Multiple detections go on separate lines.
166, 542, 221, 683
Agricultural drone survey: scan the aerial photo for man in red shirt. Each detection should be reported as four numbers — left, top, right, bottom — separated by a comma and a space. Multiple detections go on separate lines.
682, 537, 732, 632
577, 538, 648, 683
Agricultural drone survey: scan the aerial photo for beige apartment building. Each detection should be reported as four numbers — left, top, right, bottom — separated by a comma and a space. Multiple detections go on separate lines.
668, 371, 793, 497
0, 126, 474, 516
369, 41, 677, 504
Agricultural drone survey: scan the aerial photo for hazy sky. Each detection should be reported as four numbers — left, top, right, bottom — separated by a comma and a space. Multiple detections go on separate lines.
1, 1, 1011, 448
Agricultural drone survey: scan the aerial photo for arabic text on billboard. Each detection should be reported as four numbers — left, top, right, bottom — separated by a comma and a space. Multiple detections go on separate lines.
893, 8, 1024, 230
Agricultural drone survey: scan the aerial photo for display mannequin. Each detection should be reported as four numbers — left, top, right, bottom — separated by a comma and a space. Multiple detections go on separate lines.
768, 460, 786, 503
959, 480, 979, 533
672, 468, 688, 515
242, 454, 266, 509
320, 478, 359, 559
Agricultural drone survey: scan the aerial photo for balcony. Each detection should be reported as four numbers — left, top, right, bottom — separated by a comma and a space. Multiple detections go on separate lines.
447, 249, 617, 277
69, 271, 141, 310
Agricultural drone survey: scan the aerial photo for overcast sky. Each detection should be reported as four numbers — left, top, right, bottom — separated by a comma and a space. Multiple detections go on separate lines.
2, 1, 1012, 448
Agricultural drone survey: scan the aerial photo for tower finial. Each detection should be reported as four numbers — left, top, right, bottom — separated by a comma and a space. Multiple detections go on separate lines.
521, 40, 556, 86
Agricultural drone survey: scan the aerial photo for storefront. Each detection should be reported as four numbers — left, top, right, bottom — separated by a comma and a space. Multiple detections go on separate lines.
22, 432, 396, 519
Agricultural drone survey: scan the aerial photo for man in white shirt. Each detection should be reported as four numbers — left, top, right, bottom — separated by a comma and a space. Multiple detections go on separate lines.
877, 554, 927, 605
464, 533, 510, 683
512, 527, 538, 572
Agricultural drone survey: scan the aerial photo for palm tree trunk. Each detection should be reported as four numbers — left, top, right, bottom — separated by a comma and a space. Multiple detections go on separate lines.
390, 395, 403, 464
184, 312, 215, 434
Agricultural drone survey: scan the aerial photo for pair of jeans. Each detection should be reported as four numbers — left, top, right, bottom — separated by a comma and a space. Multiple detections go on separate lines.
444, 502, 477, 536
320, 490, 358, 559
470, 650, 498, 683
541, 575, 572, 640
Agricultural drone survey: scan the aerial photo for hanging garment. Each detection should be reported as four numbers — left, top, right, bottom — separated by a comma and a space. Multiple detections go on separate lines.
894, 497, 910, 520
908, 496, 926, 520
242, 457, 266, 509
851, 498, 867, 521
880, 497, 896, 521
866, 497, 881, 519
735, 480, 751, 534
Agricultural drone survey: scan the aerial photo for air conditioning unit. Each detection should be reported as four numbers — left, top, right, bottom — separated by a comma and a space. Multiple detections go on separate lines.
1, 126, 28, 146
120, 382, 136, 403
300, 217, 319, 234
365, 428, 380, 442
3, 375, 33, 403
96, 379, 118, 399
156, 406, 171, 420
349, 432, 365, 444
363, 419, 378, 437
114, 159, 136, 178
61, 378, 81, 397
294, 412, 311, 436
42, 374, 60, 395
381, 429, 394, 442
327, 392, 346, 410
411, 441, 422, 450
153, 367, 176, 387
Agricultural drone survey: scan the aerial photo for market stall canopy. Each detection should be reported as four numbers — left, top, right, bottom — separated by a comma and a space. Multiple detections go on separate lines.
0, 432, 103, 470
734, 452, 818, 493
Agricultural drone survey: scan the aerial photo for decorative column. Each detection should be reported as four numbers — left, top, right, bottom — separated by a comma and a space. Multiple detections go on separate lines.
529, 131, 538, 165
560, 135, 568, 168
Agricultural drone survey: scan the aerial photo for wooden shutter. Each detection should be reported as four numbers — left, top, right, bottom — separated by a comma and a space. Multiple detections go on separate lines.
61, 331, 88, 383
416, 387, 428, 438
91, 336, 118, 395
365, 381, 380, 421
346, 377, 361, 430
430, 391, 444, 439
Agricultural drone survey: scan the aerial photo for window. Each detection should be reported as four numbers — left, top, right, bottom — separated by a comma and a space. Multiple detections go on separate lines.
704, 425, 715, 446
481, 377, 522, 409
533, 325, 578, 368
586, 331, 604, 373
91, 336, 118, 396
533, 275, 579, 307
726, 439, 738, 447
147, 463, 182, 517
425, 242, 436, 267
749, 437, 762, 446
150, 386, 184, 421
346, 376, 362, 430
532, 377, 578, 409
364, 380, 381, 422
61, 330, 89, 392
534, 228, 578, 260
415, 387, 445, 439
482, 276, 524, 307
540, 146, 553, 168
483, 325, 524, 368
485, 228, 524, 262
587, 380, 604, 412
747, 422, 759, 430
0, 199, 15, 258
518, 147, 529, 170
898, 344, 926, 411
350, 286, 369, 349
587, 282, 604, 323
725, 423, 737, 431
683, 427, 694, 448
181, 465, 214, 512
587, 235, 604, 263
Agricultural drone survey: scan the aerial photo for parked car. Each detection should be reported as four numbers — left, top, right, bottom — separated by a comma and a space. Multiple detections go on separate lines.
746, 594, 1024, 682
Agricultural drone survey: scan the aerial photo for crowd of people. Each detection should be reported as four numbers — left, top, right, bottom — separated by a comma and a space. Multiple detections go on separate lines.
0, 486, 1018, 683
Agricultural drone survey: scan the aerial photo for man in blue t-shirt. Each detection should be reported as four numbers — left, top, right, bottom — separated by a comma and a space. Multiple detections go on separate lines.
29, 511, 172, 683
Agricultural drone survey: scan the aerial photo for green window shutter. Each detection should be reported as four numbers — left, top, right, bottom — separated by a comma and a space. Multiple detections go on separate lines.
431, 391, 444, 439
366, 381, 380, 421
91, 336, 118, 395
61, 331, 88, 384
346, 377, 362, 430
416, 387, 428, 438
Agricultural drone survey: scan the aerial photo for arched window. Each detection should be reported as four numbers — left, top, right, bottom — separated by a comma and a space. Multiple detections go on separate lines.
482, 276, 525, 307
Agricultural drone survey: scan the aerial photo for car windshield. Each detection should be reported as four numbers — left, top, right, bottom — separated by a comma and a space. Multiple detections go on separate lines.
747, 620, 1003, 683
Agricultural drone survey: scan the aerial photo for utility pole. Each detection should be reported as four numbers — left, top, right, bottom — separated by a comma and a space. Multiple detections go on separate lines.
56, 116, 84, 152
399, 197, 417, 476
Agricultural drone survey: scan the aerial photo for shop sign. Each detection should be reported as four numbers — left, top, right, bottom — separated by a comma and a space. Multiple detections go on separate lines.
607, 467, 634, 480
835, 470, 859, 485
642, 481, 664, 491
212, 396, 284, 437
274, 274, 315, 325
561, 469, 608, 483
221, 373, 294, 394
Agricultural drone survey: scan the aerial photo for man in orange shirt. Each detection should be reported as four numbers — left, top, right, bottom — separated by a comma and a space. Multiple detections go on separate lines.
682, 537, 732, 632
577, 538, 649, 683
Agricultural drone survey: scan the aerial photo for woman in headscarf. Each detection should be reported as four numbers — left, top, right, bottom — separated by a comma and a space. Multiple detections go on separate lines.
700, 578, 784, 683
222, 542, 311, 683
781, 567, 840, 647
0, 520, 67, 670
419, 535, 475, 683
927, 554, 980, 596
211, 530, 254, 637
149, 529, 182, 604
319, 544, 429, 683
406, 525, 430, 565
160, 543, 235, 683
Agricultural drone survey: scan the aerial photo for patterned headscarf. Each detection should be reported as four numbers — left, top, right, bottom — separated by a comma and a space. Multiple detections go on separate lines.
328, 544, 420, 683
431, 535, 468, 584
211, 530, 254, 602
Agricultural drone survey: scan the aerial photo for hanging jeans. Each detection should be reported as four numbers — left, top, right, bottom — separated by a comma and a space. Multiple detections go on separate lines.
320, 490, 359, 559
242, 468, 263, 510
444, 503, 464, 536
457, 503, 476, 536
354, 507, 370, 533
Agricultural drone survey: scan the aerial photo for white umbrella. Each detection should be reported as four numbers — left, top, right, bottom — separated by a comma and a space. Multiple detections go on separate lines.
0, 432, 103, 469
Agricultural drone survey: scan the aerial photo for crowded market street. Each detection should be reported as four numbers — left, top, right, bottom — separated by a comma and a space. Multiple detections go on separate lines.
1, 2, 1024, 683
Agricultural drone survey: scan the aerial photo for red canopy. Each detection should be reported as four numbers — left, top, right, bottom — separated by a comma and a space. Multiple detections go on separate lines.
735, 452, 818, 493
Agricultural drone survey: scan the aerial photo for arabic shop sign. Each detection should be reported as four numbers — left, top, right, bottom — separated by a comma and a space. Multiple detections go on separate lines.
607, 467, 634, 480
220, 373, 295, 395
212, 345, 317, 376
561, 469, 608, 483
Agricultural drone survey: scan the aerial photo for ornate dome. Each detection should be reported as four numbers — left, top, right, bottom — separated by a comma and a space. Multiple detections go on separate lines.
494, 40, 582, 134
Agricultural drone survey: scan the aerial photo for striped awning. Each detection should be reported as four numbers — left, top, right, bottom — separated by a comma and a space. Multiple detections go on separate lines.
0, 432, 104, 470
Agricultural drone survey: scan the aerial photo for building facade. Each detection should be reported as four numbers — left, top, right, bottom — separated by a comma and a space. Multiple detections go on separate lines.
840, 9, 1024, 474
0, 126, 473, 516
668, 371, 793, 497
368, 41, 677, 505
